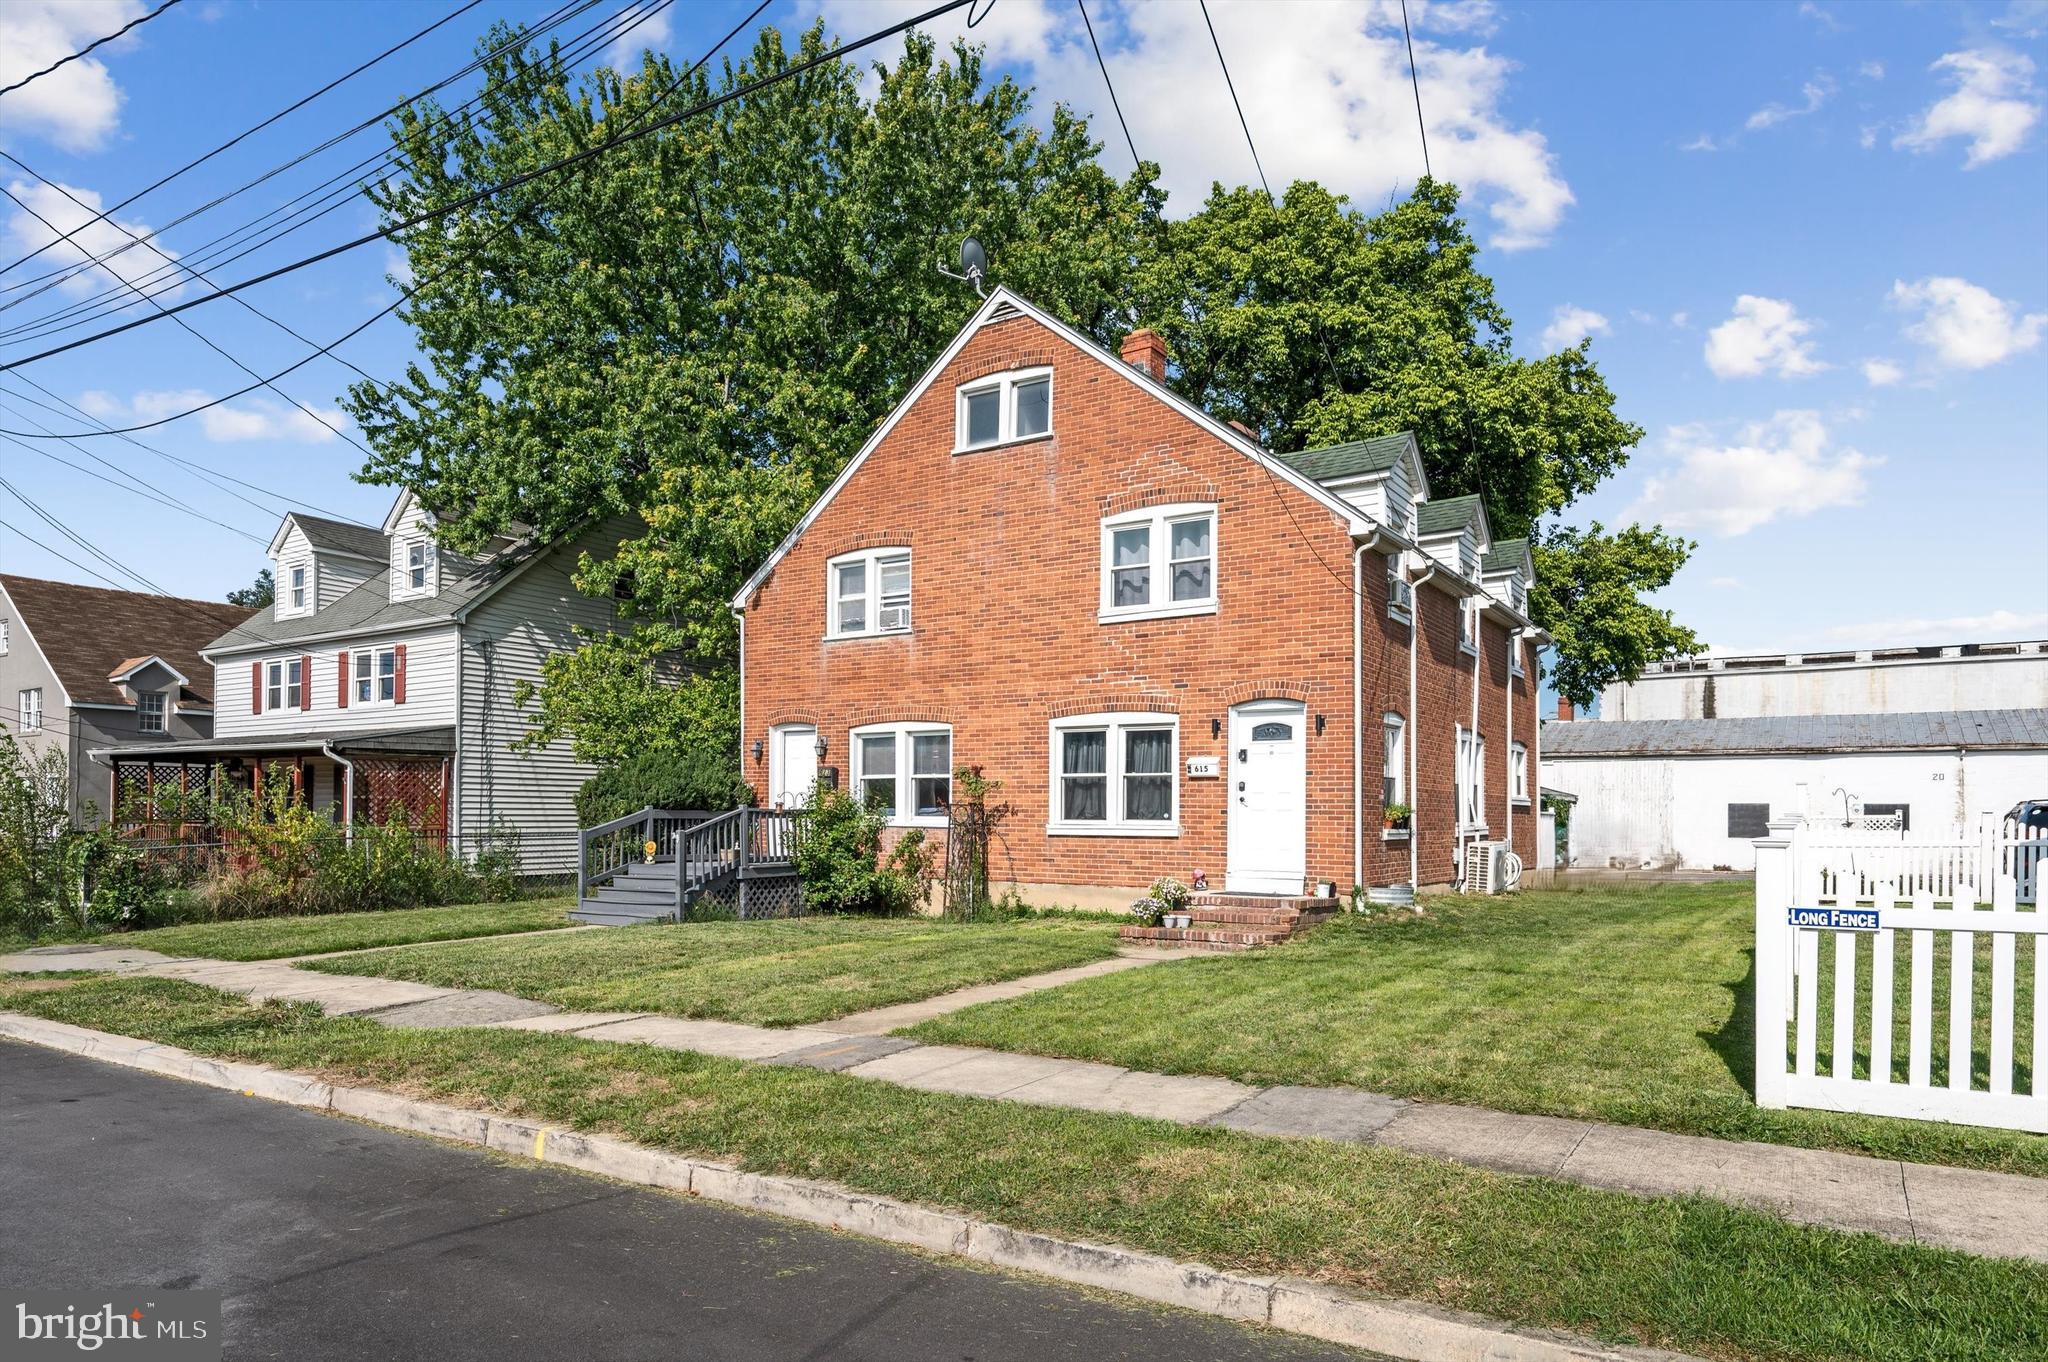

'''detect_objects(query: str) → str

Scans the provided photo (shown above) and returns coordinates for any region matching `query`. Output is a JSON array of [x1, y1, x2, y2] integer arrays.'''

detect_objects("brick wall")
[[740, 306, 1530, 903]]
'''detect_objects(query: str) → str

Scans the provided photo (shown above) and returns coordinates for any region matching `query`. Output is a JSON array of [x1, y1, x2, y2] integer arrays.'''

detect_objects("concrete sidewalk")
[[6, 942, 2044, 1263]]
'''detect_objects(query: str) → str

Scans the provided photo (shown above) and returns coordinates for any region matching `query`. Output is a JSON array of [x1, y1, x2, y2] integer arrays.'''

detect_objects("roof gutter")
[[201, 614, 453, 660]]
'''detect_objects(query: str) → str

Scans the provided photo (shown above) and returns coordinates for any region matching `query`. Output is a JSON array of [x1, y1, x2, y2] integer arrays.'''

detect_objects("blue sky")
[[0, 0, 2042, 659]]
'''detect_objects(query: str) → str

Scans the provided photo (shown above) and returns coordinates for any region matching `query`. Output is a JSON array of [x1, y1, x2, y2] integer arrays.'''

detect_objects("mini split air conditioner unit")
[[1463, 840, 1522, 895]]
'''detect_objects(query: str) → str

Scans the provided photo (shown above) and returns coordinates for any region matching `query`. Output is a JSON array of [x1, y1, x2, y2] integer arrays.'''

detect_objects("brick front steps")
[[1119, 894, 1341, 951]]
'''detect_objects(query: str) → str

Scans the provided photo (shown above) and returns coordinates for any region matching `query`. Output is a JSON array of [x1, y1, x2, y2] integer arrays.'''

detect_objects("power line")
[[1398, 0, 1431, 179], [0, 0, 182, 100], [0, 515, 136, 593], [0, 0, 617, 331], [0, 475, 164, 594], [1198, 0, 1270, 200], [0, 0, 486, 284], [1076, 0, 1139, 167], [0, 0, 974, 381]]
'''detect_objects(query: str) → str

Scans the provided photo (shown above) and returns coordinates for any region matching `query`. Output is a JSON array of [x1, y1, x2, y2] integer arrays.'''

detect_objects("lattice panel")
[[701, 874, 805, 920], [113, 760, 217, 839], [354, 758, 449, 840]]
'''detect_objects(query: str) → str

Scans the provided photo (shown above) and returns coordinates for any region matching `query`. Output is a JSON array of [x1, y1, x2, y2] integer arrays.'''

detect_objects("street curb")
[[0, 1011, 1702, 1362]]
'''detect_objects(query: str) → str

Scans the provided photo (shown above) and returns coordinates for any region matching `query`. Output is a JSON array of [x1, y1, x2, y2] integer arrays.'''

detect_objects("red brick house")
[[733, 289, 1540, 909]]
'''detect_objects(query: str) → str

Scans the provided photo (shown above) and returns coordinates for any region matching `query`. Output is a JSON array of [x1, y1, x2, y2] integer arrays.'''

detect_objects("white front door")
[[769, 725, 818, 809], [1226, 700, 1307, 894]]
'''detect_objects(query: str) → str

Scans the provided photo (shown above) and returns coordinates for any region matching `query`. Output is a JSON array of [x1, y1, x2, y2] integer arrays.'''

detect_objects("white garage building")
[[1542, 642, 2048, 871]]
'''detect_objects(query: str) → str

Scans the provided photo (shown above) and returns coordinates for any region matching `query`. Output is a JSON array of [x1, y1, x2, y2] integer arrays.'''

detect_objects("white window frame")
[[1458, 599, 1479, 655], [353, 646, 399, 706], [1098, 502, 1217, 624], [1381, 714, 1406, 811], [825, 548, 913, 640], [17, 687, 41, 733], [264, 658, 303, 713], [138, 690, 168, 734], [408, 543, 429, 591], [1047, 712, 1180, 837], [954, 366, 1053, 453], [848, 722, 953, 827], [1508, 632, 1525, 679], [1, 618, 10, 655], [1386, 556, 1414, 620], [393, 537, 436, 599], [289, 564, 308, 610], [1455, 725, 1487, 833], [1510, 741, 1530, 805]]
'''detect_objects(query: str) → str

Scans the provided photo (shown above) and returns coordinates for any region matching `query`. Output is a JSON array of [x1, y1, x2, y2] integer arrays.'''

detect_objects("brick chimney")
[[1120, 327, 1168, 382], [1555, 697, 1574, 721]]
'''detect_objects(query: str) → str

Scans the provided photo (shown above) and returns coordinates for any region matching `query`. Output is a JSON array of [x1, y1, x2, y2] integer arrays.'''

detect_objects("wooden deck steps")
[[1118, 892, 1341, 952]]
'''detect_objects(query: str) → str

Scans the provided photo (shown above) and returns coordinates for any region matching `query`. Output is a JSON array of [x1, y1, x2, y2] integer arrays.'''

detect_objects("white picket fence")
[[1753, 816, 2046, 1133]]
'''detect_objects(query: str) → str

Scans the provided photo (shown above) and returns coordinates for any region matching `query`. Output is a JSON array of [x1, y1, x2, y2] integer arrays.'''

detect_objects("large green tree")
[[1133, 181, 1698, 704]]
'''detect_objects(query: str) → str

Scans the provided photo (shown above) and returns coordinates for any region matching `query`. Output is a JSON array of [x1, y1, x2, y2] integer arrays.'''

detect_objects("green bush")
[[789, 787, 928, 915], [575, 747, 753, 827]]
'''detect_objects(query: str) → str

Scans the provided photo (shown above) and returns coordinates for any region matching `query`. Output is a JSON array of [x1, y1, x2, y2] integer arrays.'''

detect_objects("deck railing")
[[671, 807, 806, 917], [576, 807, 716, 899]]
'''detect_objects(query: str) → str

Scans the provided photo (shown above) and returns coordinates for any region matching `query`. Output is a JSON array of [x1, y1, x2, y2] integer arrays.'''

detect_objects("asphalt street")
[[0, 1040, 1374, 1361]]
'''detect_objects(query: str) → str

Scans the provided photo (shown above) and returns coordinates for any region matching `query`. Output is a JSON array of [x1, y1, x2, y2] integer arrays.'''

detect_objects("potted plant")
[[1383, 802, 1412, 832], [1151, 876, 1193, 928]]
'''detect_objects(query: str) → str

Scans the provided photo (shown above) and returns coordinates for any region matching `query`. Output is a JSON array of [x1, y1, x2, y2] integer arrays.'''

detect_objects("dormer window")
[[289, 566, 307, 610], [408, 543, 428, 591], [956, 368, 1051, 452], [138, 690, 167, 733]]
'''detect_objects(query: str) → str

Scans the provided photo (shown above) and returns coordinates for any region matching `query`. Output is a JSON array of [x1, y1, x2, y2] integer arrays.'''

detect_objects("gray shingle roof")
[[1416, 494, 1482, 536], [291, 513, 388, 561], [204, 552, 521, 653], [1542, 709, 2048, 757], [1481, 538, 1530, 574], [1278, 433, 1414, 484]]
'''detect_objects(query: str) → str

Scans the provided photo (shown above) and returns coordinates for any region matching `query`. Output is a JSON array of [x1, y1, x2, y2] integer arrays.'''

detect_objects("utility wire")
[[0, 474, 165, 593], [1076, 0, 1139, 168], [0, 178, 376, 455], [0, 0, 486, 283], [1198, 0, 1270, 199], [0, 0, 182, 100], [1398, 0, 1431, 179], [0, 0, 972, 381], [0, 0, 616, 328], [0, 515, 135, 592]]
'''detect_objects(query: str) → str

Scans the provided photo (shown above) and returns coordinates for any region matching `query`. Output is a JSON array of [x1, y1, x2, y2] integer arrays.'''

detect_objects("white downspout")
[[1351, 530, 1384, 894], [1407, 559, 1436, 896], [735, 608, 748, 795], [1505, 628, 1518, 850], [321, 742, 355, 848], [1464, 597, 1480, 890]]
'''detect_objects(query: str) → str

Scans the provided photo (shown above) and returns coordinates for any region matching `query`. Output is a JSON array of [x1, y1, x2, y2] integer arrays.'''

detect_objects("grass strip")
[[98, 899, 576, 961], [908, 884, 2048, 1177], [3, 975, 2042, 1362], [298, 917, 1121, 1026]]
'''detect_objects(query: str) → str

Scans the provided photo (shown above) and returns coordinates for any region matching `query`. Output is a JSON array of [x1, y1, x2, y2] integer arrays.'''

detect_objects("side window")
[[1382, 716, 1405, 808], [955, 369, 1052, 451], [850, 725, 952, 824], [1050, 714, 1179, 832], [827, 549, 912, 639], [1100, 505, 1216, 621], [1727, 803, 1771, 838]]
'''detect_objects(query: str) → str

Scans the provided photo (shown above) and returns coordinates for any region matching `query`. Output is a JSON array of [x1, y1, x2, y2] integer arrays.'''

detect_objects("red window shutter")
[[337, 651, 349, 708], [393, 644, 408, 704], [251, 661, 262, 714], [300, 654, 312, 711]]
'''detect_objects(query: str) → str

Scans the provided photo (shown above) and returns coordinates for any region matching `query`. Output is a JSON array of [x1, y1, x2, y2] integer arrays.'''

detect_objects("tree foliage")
[[1531, 523, 1701, 709], [225, 568, 273, 608]]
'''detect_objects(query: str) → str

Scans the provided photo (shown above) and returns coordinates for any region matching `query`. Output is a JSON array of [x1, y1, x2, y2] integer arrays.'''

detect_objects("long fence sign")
[[1754, 817, 2046, 1134]]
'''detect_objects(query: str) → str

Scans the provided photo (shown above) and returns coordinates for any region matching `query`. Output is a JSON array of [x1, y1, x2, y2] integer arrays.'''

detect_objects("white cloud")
[[1669, 310, 1690, 328], [85, 389, 349, 443], [1628, 411, 1877, 537], [1860, 357, 1904, 387], [1858, 125, 1879, 149], [1708, 576, 1742, 589], [1893, 49, 2041, 167], [1992, 0, 2048, 40], [1539, 304, 1608, 353], [1819, 609, 2048, 649], [1746, 77, 1833, 131], [605, 0, 672, 69], [1889, 276, 2047, 369], [0, 1, 144, 151], [1797, 2, 1842, 32], [815, 0, 1575, 249], [1858, 61, 1885, 81], [1704, 295, 1827, 379], [2, 179, 184, 302], [1681, 133, 1718, 153]]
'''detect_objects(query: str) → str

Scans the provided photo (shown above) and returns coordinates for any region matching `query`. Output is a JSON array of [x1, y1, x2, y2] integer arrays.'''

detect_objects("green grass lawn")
[[909, 882, 2048, 1177], [299, 917, 1122, 1027], [97, 899, 576, 961], [1, 974, 2038, 1362]]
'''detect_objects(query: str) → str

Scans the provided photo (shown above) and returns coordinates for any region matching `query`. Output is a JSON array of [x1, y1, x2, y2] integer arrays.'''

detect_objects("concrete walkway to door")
[[5, 941, 2045, 1265]]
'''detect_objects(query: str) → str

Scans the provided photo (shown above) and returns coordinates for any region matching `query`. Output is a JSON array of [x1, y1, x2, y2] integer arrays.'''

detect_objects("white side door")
[[769, 725, 818, 809], [1226, 701, 1307, 894]]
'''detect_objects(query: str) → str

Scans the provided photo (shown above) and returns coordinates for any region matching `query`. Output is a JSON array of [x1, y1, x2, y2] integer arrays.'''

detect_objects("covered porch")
[[95, 726, 457, 846]]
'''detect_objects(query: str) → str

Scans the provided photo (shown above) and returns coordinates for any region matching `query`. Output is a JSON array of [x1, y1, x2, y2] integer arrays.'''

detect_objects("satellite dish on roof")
[[939, 236, 987, 297]]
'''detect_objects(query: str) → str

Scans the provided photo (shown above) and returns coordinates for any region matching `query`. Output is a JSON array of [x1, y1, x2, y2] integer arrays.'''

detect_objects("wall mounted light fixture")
[[1210, 717, 1222, 739], [751, 739, 764, 763], [1315, 714, 1327, 735], [814, 733, 829, 759]]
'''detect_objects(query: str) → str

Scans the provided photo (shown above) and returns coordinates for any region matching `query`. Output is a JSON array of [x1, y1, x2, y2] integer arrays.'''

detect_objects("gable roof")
[[1481, 538, 1532, 576], [1542, 708, 2048, 757], [1281, 433, 1413, 484], [204, 551, 519, 654], [0, 574, 253, 707], [732, 287, 1375, 609], [267, 511, 386, 561], [1416, 494, 1484, 536]]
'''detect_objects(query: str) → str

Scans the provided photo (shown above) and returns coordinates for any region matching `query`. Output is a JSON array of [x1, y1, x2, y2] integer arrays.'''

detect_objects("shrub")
[[790, 787, 926, 915], [576, 747, 753, 827]]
